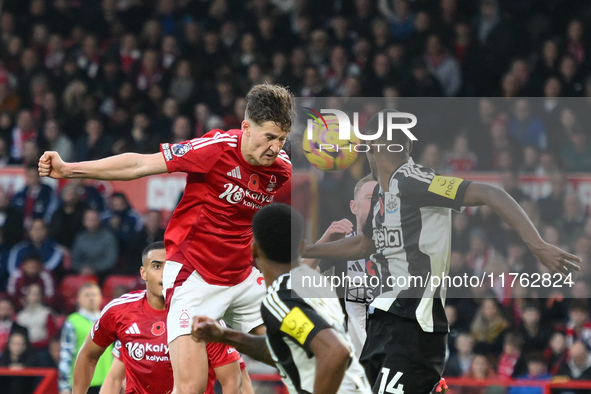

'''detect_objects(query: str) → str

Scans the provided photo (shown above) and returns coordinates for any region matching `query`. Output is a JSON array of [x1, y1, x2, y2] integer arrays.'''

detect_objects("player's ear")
[[140, 266, 147, 281], [251, 239, 259, 259], [242, 120, 250, 136], [350, 200, 357, 215]]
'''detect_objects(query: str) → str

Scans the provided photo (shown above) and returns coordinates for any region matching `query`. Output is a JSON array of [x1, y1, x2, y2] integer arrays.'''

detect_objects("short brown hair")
[[353, 174, 377, 200], [245, 84, 295, 132]]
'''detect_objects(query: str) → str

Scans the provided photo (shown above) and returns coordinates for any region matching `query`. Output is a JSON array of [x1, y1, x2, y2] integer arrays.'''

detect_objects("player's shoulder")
[[274, 149, 292, 172], [100, 290, 146, 317], [191, 129, 240, 150], [394, 160, 435, 187]]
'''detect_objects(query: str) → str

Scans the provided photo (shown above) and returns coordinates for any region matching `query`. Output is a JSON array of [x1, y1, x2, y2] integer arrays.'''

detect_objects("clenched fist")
[[38, 151, 67, 179]]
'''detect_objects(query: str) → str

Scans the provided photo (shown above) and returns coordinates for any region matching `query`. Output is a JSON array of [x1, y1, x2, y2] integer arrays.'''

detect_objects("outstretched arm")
[[99, 357, 125, 394], [303, 233, 375, 261], [191, 317, 275, 366], [302, 219, 354, 270], [38, 151, 167, 181], [72, 334, 107, 394], [309, 328, 351, 394], [462, 182, 581, 274]]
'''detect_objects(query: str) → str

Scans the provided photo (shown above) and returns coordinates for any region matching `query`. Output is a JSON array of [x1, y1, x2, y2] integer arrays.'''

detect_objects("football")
[[302, 114, 359, 171]]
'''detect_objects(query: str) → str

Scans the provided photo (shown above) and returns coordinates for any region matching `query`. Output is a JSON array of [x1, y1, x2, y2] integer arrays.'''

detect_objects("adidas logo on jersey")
[[227, 166, 242, 179], [125, 323, 141, 335]]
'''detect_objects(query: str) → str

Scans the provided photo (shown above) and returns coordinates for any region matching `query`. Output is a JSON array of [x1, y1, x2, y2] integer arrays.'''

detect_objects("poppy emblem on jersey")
[[152, 322, 166, 336], [266, 175, 276, 192], [171, 143, 191, 157], [385, 193, 399, 214], [248, 174, 260, 191], [256, 277, 264, 285], [378, 197, 384, 216], [179, 310, 190, 329]]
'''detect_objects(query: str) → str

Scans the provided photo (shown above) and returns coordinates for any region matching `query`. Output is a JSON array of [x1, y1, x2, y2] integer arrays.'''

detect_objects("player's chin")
[[260, 155, 277, 165]]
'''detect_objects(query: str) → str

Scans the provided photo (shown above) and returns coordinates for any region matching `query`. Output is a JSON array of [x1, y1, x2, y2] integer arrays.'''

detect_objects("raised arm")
[[72, 334, 107, 394], [462, 182, 582, 274], [304, 233, 375, 261], [301, 219, 354, 270], [191, 317, 275, 366], [309, 328, 351, 394], [38, 151, 167, 181]]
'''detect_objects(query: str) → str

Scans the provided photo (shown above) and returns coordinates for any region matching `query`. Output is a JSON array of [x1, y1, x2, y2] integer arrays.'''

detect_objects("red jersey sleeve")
[[206, 342, 241, 369], [160, 130, 238, 174], [91, 305, 118, 348]]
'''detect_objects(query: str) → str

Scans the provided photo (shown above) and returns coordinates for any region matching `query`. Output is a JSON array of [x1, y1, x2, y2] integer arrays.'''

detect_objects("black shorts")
[[360, 309, 447, 394]]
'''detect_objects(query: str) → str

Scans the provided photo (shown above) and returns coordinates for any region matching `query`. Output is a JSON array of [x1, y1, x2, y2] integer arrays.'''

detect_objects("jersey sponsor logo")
[[428, 176, 464, 199], [219, 183, 274, 207], [125, 342, 170, 361], [248, 174, 260, 191], [280, 307, 315, 345], [171, 143, 191, 157], [373, 227, 402, 249], [385, 193, 399, 214], [162, 143, 173, 161], [227, 166, 242, 179], [179, 310, 190, 329], [152, 322, 166, 336], [227, 347, 236, 354], [125, 322, 141, 335], [267, 175, 276, 192]]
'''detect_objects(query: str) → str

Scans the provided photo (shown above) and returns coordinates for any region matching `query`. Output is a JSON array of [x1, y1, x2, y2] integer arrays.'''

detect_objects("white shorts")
[[163, 261, 266, 344]]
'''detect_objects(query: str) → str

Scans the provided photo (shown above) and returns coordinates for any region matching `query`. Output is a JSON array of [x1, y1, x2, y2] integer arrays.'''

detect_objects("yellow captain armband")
[[428, 176, 464, 199], [280, 307, 315, 345]]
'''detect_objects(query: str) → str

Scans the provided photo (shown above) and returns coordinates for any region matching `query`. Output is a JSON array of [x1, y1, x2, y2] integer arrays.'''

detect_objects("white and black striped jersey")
[[319, 231, 377, 357], [362, 158, 471, 333], [261, 265, 372, 394]]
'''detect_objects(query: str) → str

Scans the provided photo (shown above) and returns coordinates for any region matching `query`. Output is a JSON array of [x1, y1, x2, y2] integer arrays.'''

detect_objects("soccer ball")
[[302, 115, 359, 171]]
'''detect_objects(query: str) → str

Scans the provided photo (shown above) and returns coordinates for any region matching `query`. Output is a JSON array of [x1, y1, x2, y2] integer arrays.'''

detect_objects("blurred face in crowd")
[[522, 307, 540, 327], [527, 361, 546, 377], [471, 355, 490, 379], [482, 299, 499, 321], [8, 332, 27, 358], [172, 117, 191, 140], [550, 333, 566, 354], [29, 219, 47, 244], [78, 284, 102, 312], [456, 334, 474, 356], [83, 210, 101, 233], [21, 258, 42, 278], [25, 283, 43, 307], [569, 308, 589, 328], [0, 299, 14, 321], [570, 342, 589, 367]]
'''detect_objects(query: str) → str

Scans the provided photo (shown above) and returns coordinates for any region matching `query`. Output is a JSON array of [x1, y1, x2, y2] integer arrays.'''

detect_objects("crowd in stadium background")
[[0, 0, 591, 391]]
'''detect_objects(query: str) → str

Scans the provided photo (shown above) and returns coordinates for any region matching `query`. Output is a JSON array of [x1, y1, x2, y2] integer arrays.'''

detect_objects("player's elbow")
[[318, 344, 351, 371]]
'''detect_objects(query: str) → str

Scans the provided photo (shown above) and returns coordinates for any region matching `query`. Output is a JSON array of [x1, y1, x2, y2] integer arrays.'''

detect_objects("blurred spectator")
[[562, 129, 591, 172], [0, 187, 24, 249], [7, 218, 64, 277], [508, 352, 551, 394], [444, 332, 475, 377], [518, 302, 553, 355], [168, 59, 197, 109], [424, 33, 461, 97], [508, 99, 547, 151], [559, 194, 587, 242], [10, 109, 37, 161], [471, 298, 510, 357], [50, 183, 85, 249], [324, 46, 360, 96], [123, 210, 165, 275], [565, 19, 587, 69], [401, 58, 444, 97], [378, 0, 415, 41], [170, 116, 192, 144], [0, 331, 37, 393], [74, 118, 113, 162], [498, 331, 525, 379], [556, 341, 591, 380], [445, 134, 477, 172], [0, 298, 28, 357], [545, 332, 568, 375], [6, 253, 55, 310], [419, 142, 443, 173], [500, 170, 528, 203], [488, 115, 520, 171], [459, 354, 497, 394], [537, 170, 569, 226], [71, 209, 118, 279], [102, 192, 142, 250], [59, 283, 112, 394], [467, 228, 497, 277], [521, 146, 540, 173], [0, 71, 20, 115], [451, 213, 471, 253], [565, 299, 591, 349], [15, 283, 57, 351], [41, 120, 74, 162]]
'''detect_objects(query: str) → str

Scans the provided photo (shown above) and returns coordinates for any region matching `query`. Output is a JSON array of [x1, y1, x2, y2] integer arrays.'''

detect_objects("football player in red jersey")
[[39, 84, 294, 394], [73, 242, 247, 394]]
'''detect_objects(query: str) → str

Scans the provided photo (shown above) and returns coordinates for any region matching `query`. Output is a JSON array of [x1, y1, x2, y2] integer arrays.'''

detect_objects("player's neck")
[[377, 155, 407, 191], [263, 261, 292, 287], [146, 290, 166, 311]]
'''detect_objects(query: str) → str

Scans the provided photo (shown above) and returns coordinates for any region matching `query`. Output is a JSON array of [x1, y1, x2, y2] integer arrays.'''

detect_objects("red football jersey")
[[160, 129, 291, 285], [93, 291, 242, 394]]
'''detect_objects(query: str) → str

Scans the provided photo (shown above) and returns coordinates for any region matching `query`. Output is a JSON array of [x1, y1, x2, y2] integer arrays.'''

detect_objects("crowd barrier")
[[0, 367, 58, 394]]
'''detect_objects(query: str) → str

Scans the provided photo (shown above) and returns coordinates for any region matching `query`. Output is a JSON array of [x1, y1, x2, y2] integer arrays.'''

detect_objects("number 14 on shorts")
[[378, 368, 404, 394]]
